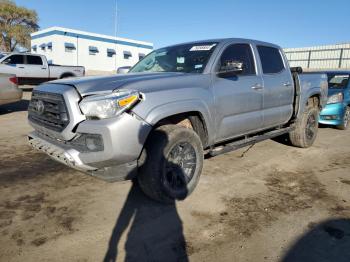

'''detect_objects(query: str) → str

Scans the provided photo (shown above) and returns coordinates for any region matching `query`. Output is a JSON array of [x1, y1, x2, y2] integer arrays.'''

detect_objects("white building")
[[284, 43, 350, 70], [30, 27, 153, 73]]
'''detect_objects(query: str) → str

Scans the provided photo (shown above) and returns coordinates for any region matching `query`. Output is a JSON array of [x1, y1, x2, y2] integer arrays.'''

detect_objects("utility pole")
[[114, 0, 118, 72]]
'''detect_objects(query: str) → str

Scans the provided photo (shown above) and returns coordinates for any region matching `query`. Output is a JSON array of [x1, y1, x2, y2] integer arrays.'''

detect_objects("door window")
[[3, 55, 24, 64], [26, 55, 43, 65], [218, 44, 256, 75], [257, 46, 285, 74]]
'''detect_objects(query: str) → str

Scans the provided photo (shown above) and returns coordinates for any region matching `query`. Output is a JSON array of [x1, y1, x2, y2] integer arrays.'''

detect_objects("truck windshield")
[[129, 42, 218, 74], [327, 73, 349, 89]]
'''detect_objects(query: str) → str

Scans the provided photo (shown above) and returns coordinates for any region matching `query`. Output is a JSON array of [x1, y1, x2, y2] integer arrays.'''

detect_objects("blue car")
[[318, 71, 350, 130]]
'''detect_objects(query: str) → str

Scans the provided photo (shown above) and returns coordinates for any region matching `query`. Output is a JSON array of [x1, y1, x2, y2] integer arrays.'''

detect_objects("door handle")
[[283, 82, 292, 87], [18, 66, 24, 69], [41, 68, 47, 70], [251, 84, 263, 90]]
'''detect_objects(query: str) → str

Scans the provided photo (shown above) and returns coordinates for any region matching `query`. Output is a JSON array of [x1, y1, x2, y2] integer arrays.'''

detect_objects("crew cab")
[[0, 53, 85, 86], [27, 38, 328, 203]]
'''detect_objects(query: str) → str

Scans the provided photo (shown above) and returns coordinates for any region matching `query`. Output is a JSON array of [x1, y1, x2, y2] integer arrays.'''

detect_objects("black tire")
[[336, 106, 350, 130], [289, 100, 319, 148], [137, 125, 204, 204]]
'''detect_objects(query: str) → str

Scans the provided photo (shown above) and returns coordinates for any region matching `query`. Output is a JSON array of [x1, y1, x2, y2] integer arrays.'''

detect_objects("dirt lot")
[[0, 91, 350, 262]]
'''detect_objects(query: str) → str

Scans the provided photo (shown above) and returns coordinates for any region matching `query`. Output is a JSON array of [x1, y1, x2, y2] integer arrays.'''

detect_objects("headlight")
[[79, 90, 140, 119], [327, 92, 343, 104]]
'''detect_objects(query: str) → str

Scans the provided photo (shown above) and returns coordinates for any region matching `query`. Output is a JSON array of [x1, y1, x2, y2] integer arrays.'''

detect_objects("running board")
[[209, 126, 294, 157]]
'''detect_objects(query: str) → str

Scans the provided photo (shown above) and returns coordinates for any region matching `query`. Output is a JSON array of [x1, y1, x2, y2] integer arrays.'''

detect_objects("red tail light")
[[9, 76, 18, 85]]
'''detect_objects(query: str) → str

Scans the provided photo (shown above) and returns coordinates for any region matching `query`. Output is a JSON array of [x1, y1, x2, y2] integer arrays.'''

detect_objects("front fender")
[[133, 99, 215, 145]]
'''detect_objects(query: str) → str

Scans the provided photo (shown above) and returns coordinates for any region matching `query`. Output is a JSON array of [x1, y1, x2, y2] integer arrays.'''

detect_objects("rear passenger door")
[[24, 55, 49, 85], [257, 46, 294, 128], [212, 43, 264, 142]]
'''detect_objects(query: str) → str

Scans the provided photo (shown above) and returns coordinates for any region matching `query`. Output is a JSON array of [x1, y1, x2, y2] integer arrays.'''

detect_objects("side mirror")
[[217, 60, 244, 78], [117, 66, 131, 74]]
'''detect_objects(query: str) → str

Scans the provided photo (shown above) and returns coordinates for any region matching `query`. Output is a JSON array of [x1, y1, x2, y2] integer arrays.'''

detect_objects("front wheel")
[[137, 125, 204, 204], [336, 106, 350, 130], [289, 102, 319, 148]]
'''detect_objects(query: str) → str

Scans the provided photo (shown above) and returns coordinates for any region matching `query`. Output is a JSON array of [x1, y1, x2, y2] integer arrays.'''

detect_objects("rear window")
[[327, 74, 349, 89], [26, 55, 43, 65], [257, 46, 285, 74]]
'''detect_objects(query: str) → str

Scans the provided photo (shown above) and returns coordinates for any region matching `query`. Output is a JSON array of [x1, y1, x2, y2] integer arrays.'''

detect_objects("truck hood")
[[50, 72, 203, 96]]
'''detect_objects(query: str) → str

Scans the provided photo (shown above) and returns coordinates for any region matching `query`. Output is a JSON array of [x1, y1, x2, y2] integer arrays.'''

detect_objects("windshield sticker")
[[334, 75, 349, 78], [190, 44, 216, 51], [195, 64, 203, 69]]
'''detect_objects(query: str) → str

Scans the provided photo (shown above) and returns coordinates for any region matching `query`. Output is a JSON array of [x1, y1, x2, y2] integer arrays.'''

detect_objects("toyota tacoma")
[[28, 38, 328, 203]]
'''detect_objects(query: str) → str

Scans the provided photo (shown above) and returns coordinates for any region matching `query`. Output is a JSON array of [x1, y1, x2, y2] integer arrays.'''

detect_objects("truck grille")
[[28, 91, 69, 132]]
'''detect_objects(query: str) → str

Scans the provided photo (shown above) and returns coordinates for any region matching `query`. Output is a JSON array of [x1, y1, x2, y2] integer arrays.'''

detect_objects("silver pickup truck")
[[28, 38, 327, 203], [0, 53, 85, 86]]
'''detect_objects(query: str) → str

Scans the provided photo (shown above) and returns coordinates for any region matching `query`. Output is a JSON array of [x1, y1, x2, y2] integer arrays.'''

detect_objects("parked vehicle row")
[[27, 38, 329, 203], [0, 73, 22, 106], [0, 53, 85, 86]]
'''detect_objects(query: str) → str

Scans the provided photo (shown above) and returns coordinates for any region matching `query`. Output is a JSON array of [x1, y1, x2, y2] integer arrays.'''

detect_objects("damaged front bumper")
[[28, 112, 152, 182]]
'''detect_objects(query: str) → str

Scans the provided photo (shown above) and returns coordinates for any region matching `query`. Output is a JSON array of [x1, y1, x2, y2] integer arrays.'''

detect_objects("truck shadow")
[[271, 133, 292, 146], [104, 128, 189, 262], [282, 218, 350, 262], [0, 99, 29, 115]]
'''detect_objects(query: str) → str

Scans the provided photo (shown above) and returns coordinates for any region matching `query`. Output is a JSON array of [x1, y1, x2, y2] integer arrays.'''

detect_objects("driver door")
[[212, 43, 264, 142]]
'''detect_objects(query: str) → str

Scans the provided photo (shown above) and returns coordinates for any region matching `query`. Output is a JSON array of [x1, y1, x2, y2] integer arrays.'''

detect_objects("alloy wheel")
[[306, 113, 317, 140], [164, 142, 197, 192]]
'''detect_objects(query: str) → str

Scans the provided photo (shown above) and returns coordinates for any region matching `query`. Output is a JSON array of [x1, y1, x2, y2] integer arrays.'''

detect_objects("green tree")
[[0, 0, 39, 52]]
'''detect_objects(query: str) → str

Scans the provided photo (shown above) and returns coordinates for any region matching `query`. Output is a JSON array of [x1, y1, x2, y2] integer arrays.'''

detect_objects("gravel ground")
[[0, 91, 349, 262]]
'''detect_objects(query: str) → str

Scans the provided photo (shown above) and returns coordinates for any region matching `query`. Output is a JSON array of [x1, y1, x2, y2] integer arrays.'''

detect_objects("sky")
[[17, 0, 350, 49]]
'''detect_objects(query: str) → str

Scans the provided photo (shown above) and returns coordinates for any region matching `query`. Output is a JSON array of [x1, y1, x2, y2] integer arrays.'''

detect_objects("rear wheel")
[[137, 125, 204, 204], [289, 99, 319, 148], [336, 106, 350, 130]]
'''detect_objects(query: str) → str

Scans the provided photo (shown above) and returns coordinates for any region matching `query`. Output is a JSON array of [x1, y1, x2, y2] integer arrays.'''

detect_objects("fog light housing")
[[86, 135, 102, 151], [71, 133, 104, 152]]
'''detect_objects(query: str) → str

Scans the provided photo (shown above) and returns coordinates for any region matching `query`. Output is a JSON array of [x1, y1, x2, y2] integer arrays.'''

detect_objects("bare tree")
[[0, 0, 39, 52]]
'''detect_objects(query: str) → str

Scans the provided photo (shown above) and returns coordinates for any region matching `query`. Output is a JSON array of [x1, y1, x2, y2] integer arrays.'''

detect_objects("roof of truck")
[[164, 38, 282, 49]]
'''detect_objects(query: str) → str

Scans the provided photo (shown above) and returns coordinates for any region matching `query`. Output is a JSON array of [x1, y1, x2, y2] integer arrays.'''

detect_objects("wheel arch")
[[141, 100, 214, 147], [60, 72, 75, 79], [297, 90, 322, 119], [152, 111, 209, 148]]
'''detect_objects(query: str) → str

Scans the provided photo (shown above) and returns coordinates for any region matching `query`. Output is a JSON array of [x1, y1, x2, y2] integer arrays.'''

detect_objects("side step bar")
[[209, 126, 294, 157]]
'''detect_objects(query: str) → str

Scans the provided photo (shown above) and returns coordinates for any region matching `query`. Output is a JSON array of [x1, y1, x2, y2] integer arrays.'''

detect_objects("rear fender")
[[297, 88, 321, 118]]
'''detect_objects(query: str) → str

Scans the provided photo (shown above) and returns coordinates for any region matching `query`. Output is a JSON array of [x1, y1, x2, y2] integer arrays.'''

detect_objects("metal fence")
[[284, 43, 350, 70]]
